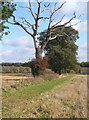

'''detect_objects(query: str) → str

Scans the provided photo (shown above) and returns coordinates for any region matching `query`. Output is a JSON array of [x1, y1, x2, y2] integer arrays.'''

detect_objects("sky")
[[0, 0, 88, 63]]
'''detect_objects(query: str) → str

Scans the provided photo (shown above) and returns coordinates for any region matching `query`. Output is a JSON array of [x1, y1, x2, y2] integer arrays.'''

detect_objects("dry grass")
[[2, 74, 87, 118], [29, 74, 87, 118], [43, 75, 87, 118], [2, 75, 30, 80], [2, 69, 59, 89]]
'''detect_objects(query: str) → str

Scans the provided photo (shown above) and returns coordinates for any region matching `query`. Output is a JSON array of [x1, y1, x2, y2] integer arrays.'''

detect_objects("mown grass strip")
[[3, 74, 75, 100]]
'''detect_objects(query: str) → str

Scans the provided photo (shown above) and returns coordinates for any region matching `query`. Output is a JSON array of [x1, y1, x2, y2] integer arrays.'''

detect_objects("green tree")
[[39, 26, 79, 74], [0, 1, 16, 40], [80, 62, 89, 67]]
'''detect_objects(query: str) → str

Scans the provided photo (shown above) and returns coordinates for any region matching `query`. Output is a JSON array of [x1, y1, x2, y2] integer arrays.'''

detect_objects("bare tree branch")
[[70, 21, 81, 27], [44, 3, 50, 7], [46, 1, 66, 37], [50, 12, 77, 32], [34, 1, 41, 35], [51, 14, 66, 28], [42, 34, 63, 50], [38, 16, 49, 20], [21, 17, 35, 31], [50, 2, 66, 17], [48, 34, 64, 40], [53, 1, 58, 11], [28, 0, 36, 19], [41, 3, 78, 51], [41, 8, 49, 15], [62, 12, 76, 26], [7, 15, 34, 37]]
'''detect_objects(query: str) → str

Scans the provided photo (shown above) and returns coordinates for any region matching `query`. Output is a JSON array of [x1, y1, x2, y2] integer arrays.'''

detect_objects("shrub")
[[70, 70, 75, 73], [30, 56, 49, 77]]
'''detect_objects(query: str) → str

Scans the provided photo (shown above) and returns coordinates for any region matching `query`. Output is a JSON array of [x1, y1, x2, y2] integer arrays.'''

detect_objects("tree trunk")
[[35, 47, 42, 59], [58, 69, 61, 75], [34, 35, 43, 59]]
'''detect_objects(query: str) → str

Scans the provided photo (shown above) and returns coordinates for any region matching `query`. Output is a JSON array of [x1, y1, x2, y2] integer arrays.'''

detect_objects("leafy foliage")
[[0, 1, 16, 40], [30, 56, 49, 77], [39, 26, 79, 74], [80, 62, 89, 67]]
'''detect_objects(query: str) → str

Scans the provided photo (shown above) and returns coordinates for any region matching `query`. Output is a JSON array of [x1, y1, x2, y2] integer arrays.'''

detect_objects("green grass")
[[2, 74, 75, 118], [3, 74, 75, 99]]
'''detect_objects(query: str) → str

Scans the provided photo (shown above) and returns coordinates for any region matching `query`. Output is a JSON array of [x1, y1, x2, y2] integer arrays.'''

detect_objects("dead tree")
[[6, 0, 80, 59]]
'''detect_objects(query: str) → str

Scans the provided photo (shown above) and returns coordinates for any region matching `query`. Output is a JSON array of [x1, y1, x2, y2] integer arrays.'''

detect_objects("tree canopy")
[[39, 26, 79, 74], [0, 1, 16, 40], [80, 62, 89, 67]]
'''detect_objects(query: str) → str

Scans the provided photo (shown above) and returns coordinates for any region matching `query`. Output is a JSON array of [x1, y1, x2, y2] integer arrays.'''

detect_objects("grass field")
[[2, 70, 59, 89], [2, 74, 87, 118]]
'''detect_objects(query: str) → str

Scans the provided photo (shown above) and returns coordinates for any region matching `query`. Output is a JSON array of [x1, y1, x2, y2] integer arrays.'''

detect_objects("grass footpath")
[[2, 74, 75, 118]]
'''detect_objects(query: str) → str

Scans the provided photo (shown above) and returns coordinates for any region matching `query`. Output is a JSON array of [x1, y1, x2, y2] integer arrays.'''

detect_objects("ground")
[[1, 73, 87, 118], [31, 75, 87, 118]]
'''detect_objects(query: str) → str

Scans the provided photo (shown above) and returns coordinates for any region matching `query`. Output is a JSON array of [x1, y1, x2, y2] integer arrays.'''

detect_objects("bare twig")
[[51, 2, 66, 17], [7, 15, 34, 37], [62, 12, 76, 26], [28, 0, 36, 19], [21, 17, 35, 30], [70, 21, 81, 27], [51, 14, 66, 28]]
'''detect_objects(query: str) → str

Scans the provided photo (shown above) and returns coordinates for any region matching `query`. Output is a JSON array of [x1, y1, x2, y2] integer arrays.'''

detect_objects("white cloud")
[[77, 42, 87, 62], [2, 36, 34, 48], [72, 20, 87, 32], [0, 47, 35, 63], [60, 2, 86, 15], [0, 50, 13, 58], [1, 35, 35, 62]]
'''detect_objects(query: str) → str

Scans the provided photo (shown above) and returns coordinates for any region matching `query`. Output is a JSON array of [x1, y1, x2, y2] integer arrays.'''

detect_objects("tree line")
[[80, 62, 89, 67]]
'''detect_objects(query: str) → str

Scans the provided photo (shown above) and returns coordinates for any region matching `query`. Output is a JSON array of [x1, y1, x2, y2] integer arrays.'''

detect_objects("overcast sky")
[[0, 0, 88, 63]]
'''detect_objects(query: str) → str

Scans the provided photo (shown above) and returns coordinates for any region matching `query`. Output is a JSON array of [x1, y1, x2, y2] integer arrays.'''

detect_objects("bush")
[[69, 70, 75, 73], [30, 56, 49, 77]]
